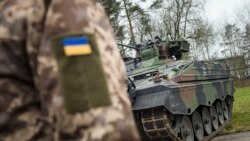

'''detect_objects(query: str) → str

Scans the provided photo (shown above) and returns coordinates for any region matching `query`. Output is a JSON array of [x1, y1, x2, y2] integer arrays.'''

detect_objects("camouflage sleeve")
[[38, 0, 140, 141], [0, 0, 50, 140]]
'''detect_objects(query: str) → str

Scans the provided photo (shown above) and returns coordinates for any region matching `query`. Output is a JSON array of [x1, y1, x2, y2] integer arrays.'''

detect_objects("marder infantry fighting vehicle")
[[121, 36, 234, 141]]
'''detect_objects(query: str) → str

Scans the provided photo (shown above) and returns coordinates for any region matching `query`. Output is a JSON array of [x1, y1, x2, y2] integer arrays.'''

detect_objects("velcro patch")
[[63, 37, 92, 56], [51, 33, 111, 114]]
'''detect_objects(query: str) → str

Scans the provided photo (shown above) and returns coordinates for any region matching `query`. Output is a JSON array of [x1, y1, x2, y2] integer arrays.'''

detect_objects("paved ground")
[[211, 132, 250, 141]]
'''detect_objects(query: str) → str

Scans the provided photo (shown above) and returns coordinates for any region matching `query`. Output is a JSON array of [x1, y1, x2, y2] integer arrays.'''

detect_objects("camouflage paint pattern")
[[122, 26, 234, 141], [172, 61, 231, 83], [130, 61, 234, 114], [0, 0, 139, 141]]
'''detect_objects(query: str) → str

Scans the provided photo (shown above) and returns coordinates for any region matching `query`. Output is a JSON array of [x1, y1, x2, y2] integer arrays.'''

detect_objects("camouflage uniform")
[[0, 0, 140, 141]]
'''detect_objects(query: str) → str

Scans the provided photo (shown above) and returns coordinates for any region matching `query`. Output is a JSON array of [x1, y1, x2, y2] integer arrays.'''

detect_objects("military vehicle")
[[121, 37, 234, 141]]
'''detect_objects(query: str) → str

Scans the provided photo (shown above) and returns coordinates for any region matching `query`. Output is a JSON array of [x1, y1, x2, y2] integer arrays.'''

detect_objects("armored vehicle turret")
[[121, 37, 234, 141]]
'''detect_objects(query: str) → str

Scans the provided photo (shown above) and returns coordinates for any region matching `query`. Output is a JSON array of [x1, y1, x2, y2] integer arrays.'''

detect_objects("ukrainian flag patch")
[[63, 37, 92, 56]]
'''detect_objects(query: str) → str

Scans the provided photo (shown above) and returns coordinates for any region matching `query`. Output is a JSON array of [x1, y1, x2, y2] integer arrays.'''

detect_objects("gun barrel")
[[117, 43, 140, 50]]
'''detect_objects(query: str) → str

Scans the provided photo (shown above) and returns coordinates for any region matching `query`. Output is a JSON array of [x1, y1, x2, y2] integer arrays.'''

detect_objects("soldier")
[[0, 0, 140, 141]]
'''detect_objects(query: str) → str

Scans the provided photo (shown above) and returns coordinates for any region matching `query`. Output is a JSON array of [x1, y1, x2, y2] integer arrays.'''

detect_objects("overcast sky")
[[205, 0, 248, 28], [141, 0, 249, 28], [137, 0, 249, 29], [204, 0, 249, 58]]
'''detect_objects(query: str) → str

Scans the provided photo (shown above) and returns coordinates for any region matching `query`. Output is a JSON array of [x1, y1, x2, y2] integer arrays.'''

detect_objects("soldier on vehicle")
[[0, 0, 140, 141]]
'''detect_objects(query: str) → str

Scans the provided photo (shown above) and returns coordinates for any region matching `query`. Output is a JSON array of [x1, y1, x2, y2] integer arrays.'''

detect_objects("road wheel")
[[216, 101, 225, 125], [210, 105, 219, 130], [192, 111, 204, 141], [180, 115, 194, 141], [222, 100, 229, 120], [202, 107, 212, 135]]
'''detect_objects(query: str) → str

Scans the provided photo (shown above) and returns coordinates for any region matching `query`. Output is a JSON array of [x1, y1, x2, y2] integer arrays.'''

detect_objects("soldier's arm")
[[0, 0, 48, 140], [0, 0, 45, 122], [38, 0, 140, 141]]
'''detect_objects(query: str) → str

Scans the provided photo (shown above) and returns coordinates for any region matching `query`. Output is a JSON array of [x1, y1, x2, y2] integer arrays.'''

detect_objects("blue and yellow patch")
[[63, 37, 92, 56]]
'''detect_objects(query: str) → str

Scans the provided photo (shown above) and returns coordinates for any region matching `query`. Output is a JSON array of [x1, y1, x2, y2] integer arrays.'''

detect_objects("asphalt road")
[[211, 132, 250, 141]]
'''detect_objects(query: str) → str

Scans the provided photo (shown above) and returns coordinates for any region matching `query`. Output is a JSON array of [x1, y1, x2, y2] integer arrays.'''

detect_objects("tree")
[[237, 1, 250, 25], [150, 0, 205, 40], [222, 24, 242, 57], [221, 24, 247, 78], [121, 0, 146, 45], [135, 13, 153, 42], [98, 0, 125, 43], [192, 20, 214, 61], [242, 24, 250, 49], [241, 24, 250, 78]]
